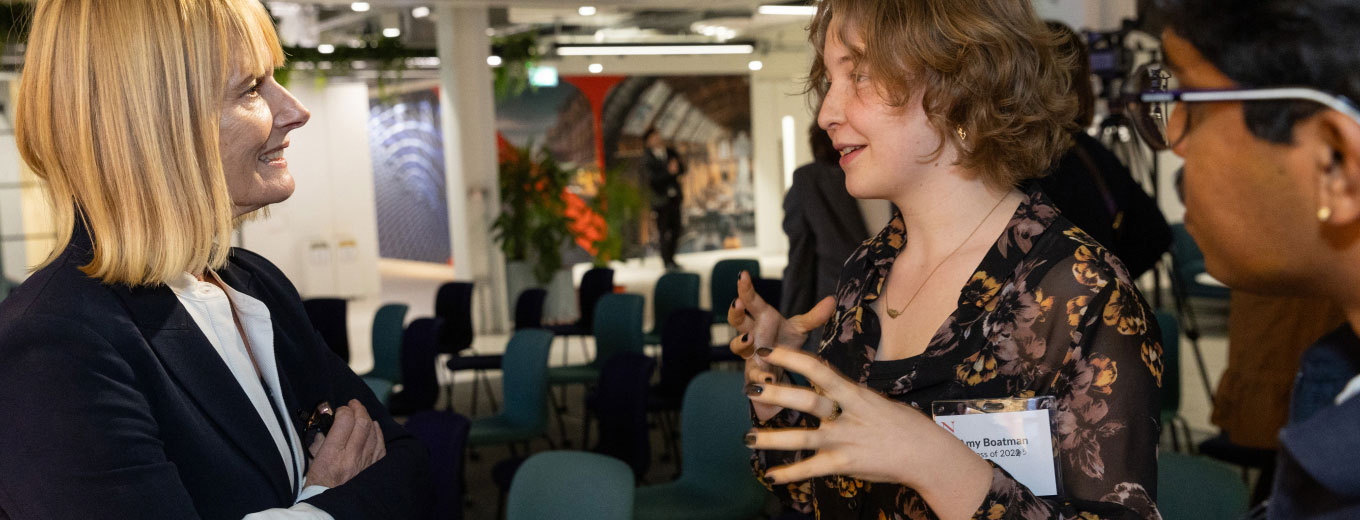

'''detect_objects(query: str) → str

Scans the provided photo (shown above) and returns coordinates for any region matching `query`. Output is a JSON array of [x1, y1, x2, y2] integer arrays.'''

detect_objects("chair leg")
[[549, 385, 572, 448], [581, 403, 592, 450], [469, 371, 480, 417]]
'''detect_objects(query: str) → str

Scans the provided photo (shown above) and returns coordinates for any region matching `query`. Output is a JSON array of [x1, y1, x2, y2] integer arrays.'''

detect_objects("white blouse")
[[167, 272, 333, 520]]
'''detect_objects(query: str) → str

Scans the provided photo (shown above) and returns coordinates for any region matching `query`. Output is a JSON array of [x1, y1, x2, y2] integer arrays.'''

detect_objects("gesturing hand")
[[743, 347, 994, 520], [727, 270, 835, 421], [305, 399, 387, 488]]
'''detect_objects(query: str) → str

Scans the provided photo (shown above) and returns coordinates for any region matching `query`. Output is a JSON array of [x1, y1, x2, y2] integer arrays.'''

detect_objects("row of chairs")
[[503, 371, 768, 520]]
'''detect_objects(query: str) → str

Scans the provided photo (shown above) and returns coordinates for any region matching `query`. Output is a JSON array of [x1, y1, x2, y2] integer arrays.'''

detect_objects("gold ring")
[[824, 401, 842, 421]]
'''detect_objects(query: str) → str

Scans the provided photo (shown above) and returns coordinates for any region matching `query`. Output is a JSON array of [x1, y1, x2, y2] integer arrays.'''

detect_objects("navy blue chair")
[[585, 351, 656, 479], [387, 318, 443, 416], [648, 308, 712, 464], [404, 410, 471, 520], [547, 268, 615, 366], [447, 288, 549, 415]]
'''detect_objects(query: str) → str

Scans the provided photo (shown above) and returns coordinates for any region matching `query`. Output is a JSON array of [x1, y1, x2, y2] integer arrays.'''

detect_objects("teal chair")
[[507, 451, 634, 520], [645, 272, 700, 345], [468, 328, 556, 451], [361, 303, 408, 406], [634, 371, 770, 520], [1157, 450, 1250, 520], [546, 293, 645, 443], [710, 259, 760, 325], [1155, 310, 1191, 451]]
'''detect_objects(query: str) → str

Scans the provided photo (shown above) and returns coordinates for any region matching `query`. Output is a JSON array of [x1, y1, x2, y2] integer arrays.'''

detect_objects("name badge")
[[933, 397, 1060, 496]]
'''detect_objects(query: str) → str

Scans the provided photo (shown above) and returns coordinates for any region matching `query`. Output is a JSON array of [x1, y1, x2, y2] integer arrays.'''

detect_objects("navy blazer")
[[0, 226, 429, 519], [1269, 326, 1360, 519]]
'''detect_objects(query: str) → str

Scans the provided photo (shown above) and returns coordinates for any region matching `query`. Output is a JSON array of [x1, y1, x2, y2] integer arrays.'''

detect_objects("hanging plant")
[[0, 2, 33, 64], [491, 31, 539, 101]]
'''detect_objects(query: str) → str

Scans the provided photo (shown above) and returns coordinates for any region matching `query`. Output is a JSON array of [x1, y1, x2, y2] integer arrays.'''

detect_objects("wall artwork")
[[367, 87, 453, 264], [495, 74, 755, 260]]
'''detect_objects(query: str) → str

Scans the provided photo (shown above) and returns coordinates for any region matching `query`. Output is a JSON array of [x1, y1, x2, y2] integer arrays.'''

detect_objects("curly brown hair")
[[808, 0, 1078, 186]]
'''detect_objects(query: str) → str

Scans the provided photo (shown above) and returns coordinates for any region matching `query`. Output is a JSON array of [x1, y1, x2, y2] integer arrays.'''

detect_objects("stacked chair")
[[361, 302, 408, 405], [633, 370, 770, 520], [644, 272, 699, 346], [446, 288, 548, 415], [387, 317, 444, 416], [545, 293, 645, 445], [506, 451, 634, 520]]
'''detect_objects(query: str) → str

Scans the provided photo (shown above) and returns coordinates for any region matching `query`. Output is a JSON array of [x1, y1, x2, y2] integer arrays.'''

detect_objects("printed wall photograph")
[[495, 74, 755, 261], [368, 87, 453, 264]]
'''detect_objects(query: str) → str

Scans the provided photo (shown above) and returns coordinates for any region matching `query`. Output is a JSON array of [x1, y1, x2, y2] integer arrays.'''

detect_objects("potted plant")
[[491, 138, 573, 287], [587, 165, 646, 266]]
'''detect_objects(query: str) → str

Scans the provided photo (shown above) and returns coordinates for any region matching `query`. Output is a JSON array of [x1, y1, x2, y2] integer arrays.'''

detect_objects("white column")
[[435, 6, 509, 333]]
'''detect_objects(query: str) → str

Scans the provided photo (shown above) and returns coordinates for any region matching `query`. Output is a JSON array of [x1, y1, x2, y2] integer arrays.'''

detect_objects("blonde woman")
[[0, 1, 427, 518], [730, 1, 1161, 518]]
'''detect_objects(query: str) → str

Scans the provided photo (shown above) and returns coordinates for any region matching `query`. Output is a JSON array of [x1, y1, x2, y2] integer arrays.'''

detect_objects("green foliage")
[[491, 32, 539, 101], [278, 37, 421, 100], [491, 141, 573, 284], [589, 165, 646, 266]]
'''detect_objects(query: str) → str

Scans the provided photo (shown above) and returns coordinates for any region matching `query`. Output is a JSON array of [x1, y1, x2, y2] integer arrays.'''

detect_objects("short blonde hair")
[[808, 0, 1078, 187], [16, 0, 284, 286]]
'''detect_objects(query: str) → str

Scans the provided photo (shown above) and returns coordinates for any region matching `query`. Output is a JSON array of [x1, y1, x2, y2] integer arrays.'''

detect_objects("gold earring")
[[1318, 206, 1333, 222], [956, 127, 967, 141]]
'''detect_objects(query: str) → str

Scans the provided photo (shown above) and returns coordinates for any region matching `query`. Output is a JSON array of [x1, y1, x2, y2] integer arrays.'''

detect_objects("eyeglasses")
[[1124, 62, 1360, 150]]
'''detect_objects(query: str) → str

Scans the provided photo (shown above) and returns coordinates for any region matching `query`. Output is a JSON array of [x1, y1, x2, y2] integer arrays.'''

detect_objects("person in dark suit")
[[780, 124, 870, 324], [643, 127, 686, 269], [0, 1, 428, 518], [1038, 21, 1171, 279]]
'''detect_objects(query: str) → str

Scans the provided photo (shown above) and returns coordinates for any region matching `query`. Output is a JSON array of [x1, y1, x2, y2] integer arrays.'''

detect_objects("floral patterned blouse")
[[754, 188, 1163, 519]]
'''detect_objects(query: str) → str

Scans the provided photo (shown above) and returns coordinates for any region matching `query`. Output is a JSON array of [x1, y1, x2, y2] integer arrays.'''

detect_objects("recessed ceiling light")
[[318, 44, 335, 54], [748, 60, 763, 71], [578, 6, 597, 16], [412, 6, 431, 19], [557, 44, 755, 56], [383, 27, 401, 38], [588, 63, 603, 73], [757, 5, 817, 16], [350, 2, 370, 12], [487, 55, 504, 67]]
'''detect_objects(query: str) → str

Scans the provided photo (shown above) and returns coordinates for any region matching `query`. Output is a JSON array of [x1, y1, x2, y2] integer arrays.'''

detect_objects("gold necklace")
[[884, 193, 1010, 319]]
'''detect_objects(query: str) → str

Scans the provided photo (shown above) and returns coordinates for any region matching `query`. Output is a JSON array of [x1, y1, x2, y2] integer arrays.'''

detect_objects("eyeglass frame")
[[1127, 63, 1360, 151]]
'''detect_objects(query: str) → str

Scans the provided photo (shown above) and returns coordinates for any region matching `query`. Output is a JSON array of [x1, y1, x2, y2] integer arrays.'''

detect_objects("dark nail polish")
[[762, 474, 776, 485], [744, 383, 763, 396], [764, 376, 774, 384], [744, 431, 757, 448], [730, 300, 736, 308], [756, 347, 773, 357], [741, 333, 749, 343]]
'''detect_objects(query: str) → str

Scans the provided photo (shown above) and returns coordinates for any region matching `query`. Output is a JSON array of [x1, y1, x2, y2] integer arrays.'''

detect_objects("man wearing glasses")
[[1134, 0, 1360, 517]]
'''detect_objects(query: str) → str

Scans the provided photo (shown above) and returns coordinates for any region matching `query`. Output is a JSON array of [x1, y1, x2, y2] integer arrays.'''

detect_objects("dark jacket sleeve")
[[232, 249, 431, 520], [0, 315, 202, 519], [781, 168, 817, 317]]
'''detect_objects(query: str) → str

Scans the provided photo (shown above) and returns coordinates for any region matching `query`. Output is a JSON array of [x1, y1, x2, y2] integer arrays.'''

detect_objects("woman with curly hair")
[[729, 1, 1162, 518]]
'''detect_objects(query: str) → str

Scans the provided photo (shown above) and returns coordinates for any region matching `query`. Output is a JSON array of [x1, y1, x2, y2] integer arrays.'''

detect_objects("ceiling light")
[[412, 6, 431, 19], [318, 44, 335, 54], [757, 5, 817, 16], [578, 6, 597, 16], [383, 27, 401, 38], [487, 55, 503, 67], [350, 2, 370, 12], [588, 63, 603, 73], [748, 60, 763, 71], [556, 44, 754, 56]]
